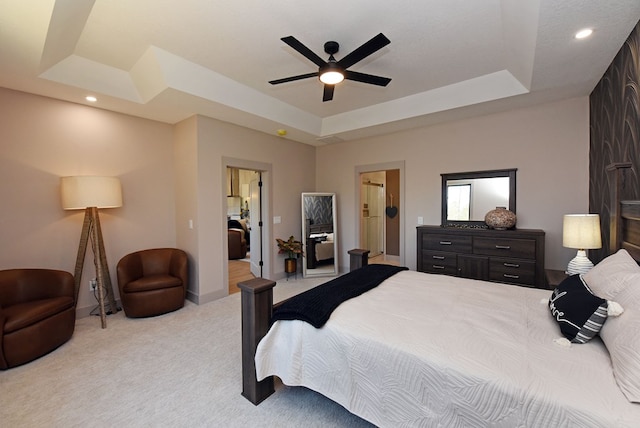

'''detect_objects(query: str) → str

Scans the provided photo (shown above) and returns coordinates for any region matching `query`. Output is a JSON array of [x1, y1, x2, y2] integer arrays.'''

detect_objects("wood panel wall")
[[589, 20, 640, 263]]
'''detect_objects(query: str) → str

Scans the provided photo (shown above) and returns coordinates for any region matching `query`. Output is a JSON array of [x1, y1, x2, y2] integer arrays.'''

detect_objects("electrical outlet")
[[89, 279, 97, 291]]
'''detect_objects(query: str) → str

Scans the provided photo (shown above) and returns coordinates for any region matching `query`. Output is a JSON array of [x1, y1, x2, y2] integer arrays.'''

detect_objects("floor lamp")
[[61, 176, 122, 328]]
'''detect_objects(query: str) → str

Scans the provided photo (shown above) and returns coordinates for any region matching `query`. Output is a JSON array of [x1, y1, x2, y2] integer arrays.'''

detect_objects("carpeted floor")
[[0, 277, 374, 428]]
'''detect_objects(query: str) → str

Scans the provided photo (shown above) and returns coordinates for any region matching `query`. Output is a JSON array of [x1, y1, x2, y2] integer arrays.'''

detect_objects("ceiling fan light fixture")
[[319, 61, 344, 84], [319, 70, 344, 84], [271, 33, 390, 101]]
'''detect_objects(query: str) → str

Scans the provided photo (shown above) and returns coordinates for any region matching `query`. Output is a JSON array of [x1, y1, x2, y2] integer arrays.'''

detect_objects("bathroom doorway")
[[357, 166, 402, 265]]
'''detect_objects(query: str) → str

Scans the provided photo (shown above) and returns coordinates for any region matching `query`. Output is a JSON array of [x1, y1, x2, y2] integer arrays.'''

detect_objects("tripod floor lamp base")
[[74, 207, 120, 328]]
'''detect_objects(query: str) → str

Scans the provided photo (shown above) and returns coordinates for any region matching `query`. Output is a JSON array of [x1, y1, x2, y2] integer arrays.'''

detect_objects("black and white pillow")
[[548, 274, 608, 343]]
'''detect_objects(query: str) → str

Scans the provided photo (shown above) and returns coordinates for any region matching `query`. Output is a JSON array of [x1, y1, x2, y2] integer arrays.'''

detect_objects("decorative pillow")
[[596, 283, 640, 403], [582, 249, 640, 300], [581, 249, 640, 403], [548, 274, 609, 344]]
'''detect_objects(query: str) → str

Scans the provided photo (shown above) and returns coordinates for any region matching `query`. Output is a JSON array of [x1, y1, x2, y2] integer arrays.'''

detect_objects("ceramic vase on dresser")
[[484, 207, 516, 230]]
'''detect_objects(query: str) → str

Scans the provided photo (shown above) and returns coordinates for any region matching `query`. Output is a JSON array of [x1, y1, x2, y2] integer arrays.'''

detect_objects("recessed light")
[[85, 96, 97, 102], [575, 28, 593, 39]]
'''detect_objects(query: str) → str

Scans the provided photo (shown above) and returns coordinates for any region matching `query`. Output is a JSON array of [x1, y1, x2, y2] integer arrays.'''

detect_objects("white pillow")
[[582, 249, 640, 403], [583, 249, 640, 300], [597, 282, 640, 402]]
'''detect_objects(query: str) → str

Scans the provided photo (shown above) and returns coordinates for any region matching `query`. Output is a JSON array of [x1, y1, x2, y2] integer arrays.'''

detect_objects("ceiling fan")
[[269, 33, 391, 102]]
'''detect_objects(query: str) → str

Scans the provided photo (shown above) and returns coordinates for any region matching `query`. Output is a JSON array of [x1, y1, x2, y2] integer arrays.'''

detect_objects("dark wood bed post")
[[607, 162, 632, 253], [238, 277, 276, 405], [239, 250, 369, 405]]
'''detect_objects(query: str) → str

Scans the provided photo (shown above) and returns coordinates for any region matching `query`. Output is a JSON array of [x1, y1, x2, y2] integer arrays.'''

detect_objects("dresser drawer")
[[417, 226, 545, 288], [421, 251, 458, 275], [489, 258, 536, 286], [422, 233, 472, 253], [474, 237, 536, 259]]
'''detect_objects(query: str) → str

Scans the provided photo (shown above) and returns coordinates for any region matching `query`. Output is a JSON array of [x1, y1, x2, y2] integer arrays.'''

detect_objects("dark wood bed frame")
[[240, 162, 640, 406]]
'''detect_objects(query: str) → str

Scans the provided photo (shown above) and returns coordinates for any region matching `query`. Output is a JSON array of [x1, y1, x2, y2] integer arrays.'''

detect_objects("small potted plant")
[[276, 235, 304, 273]]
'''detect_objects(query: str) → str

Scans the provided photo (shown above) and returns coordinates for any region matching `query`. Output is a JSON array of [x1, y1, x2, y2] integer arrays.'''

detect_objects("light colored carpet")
[[0, 277, 374, 427]]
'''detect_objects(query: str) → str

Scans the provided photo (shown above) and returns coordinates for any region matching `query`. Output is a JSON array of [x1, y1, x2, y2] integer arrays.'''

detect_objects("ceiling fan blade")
[[337, 33, 390, 69], [345, 70, 391, 86], [269, 72, 318, 85], [323, 85, 335, 102], [280, 36, 327, 67]]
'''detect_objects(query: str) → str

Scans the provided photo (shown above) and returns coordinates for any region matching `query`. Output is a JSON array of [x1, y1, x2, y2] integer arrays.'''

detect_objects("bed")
[[309, 232, 334, 261], [306, 222, 334, 268], [239, 164, 640, 427]]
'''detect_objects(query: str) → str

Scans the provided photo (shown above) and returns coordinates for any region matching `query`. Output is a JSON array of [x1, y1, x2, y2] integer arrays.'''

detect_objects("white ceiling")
[[1, 0, 639, 146]]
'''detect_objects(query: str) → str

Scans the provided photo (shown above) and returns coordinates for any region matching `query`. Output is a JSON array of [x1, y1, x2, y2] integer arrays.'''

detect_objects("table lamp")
[[61, 176, 122, 328], [562, 214, 602, 275]]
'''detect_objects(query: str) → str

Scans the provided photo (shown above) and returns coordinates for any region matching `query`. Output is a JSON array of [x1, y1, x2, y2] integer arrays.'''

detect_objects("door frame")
[[222, 157, 272, 291], [354, 161, 405, 266]]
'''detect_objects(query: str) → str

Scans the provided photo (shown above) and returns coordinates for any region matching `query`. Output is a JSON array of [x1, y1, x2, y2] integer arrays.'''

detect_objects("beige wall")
[[174, 115, 316, 303], [317, 96, 590, 271], [0, 88, 176, 316], [0, 87, 591, 318], [0, 89, 316, 315]]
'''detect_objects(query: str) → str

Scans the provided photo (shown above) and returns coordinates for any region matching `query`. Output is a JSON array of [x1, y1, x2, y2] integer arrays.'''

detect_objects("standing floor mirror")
[[302, 193, 338, 278]]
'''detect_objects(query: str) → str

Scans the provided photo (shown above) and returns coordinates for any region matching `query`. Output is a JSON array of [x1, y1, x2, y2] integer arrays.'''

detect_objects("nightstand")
[[545, 269, 568, 289]]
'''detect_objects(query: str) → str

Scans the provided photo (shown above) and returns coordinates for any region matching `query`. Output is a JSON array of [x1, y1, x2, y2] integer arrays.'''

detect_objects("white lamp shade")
[[562, 214, 602, 249], [61, 176, 123, 210]]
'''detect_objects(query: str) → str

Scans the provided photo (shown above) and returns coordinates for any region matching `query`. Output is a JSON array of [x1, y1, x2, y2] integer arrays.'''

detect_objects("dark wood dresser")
[[417, 226, 546, 288]]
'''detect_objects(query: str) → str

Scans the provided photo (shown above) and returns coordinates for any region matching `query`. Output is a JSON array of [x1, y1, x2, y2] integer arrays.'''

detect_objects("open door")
[[249, 175, 262, 277]]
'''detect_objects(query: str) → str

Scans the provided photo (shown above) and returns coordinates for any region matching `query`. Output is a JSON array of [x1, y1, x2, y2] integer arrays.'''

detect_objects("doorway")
[[356, 162, 404, 266], [224, 158, 272, 295]]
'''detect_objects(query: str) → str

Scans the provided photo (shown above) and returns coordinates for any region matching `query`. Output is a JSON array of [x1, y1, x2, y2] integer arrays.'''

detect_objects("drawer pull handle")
[[503, 274, 520, 279], [495, 245, 511, 250], [432, 255, 445, 260], [439, 241, 452, 245], [432, 265, 445, 269], [503, 263, 520, 268]]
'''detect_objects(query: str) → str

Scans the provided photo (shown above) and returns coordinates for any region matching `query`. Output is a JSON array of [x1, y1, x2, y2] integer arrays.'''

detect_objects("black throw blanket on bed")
[[272, 264, 408, 328]]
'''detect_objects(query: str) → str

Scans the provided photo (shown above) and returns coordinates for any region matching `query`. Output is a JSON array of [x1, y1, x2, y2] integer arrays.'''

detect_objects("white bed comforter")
[[255, 270, 640, 427]]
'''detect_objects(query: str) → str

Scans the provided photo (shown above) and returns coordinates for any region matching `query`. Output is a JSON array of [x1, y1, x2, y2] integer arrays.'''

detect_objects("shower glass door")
[[361, 181, 384, 257]]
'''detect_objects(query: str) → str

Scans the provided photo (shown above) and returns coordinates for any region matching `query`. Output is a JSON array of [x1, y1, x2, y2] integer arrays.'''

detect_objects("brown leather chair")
[[116, 248, 188, 318], [228, 229, 248, 259], [0, 269, 76, 369]]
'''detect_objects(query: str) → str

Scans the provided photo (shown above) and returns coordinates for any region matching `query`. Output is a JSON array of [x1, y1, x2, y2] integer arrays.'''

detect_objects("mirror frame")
[[441, 168, 517, 228], [301, 192, 338, 278]]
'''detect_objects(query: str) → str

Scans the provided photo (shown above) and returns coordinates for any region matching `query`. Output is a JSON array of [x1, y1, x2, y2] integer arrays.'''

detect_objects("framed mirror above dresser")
[[441, 168, 516, 228], [418, 168, 546, 289]]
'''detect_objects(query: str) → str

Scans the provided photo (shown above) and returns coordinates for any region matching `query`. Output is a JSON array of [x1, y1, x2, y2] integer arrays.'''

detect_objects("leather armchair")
[[228, 229, 247, 259], [0, 269, 76, 369], [116, 248, 188, 318]]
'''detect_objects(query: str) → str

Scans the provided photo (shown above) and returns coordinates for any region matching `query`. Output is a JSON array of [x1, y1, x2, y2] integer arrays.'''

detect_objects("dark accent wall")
[[589, 20, 640, 263]]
